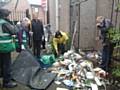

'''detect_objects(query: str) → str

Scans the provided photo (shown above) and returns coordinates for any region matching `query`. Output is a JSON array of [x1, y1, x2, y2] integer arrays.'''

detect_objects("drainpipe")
[[56, 0, 59, 31], [110, 0, 114, 23]]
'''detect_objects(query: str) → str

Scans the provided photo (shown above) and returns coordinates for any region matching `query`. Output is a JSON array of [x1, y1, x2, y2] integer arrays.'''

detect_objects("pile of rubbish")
[[11, 45, 110, 90], [48, 50, 107, 90]]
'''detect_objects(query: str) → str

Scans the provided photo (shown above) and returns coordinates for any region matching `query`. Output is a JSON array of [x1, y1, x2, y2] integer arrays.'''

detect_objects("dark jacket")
[[2, 20, 16, 35], [98, 19, 112, 44], [32, 19, 44, 41]]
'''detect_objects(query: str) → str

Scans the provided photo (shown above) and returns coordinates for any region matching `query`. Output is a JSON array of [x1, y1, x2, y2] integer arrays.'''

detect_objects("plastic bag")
[[40, 54, 55, 65]]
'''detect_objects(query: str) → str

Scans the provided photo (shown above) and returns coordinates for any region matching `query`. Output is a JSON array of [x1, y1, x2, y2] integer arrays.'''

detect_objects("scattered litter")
[[86, 72, 94, 79], [56, 87, 69, 90], [54, 81, 61, 85], [90, 83, 98, 90], [49, 50, 106, 89], [63, 80, 74, 87]]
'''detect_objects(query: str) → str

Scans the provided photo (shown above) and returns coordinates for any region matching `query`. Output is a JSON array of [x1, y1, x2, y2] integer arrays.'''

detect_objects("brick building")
[[2, 0, 46, 23]]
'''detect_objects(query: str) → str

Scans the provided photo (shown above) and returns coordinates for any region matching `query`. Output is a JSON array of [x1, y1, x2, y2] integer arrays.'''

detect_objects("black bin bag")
[[12, 50, 56, 90]]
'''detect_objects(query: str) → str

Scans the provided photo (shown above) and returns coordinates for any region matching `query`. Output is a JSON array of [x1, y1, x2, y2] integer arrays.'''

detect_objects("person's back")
[[32, 19, 44, 41], [31, 14, 44, 58], [52, 31, 68, 57], [53, 31, 68, 45]]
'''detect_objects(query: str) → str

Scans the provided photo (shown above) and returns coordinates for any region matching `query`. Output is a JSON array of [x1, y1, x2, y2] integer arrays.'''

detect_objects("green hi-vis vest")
[[0, 19, 15, 53], [15, 30, 27, 49], [22, 31, 27, 47]]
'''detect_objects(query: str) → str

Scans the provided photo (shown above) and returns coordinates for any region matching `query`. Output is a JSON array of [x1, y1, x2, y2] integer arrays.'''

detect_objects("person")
[[41, 24, 52, 50], [0, 8, 17, 88], [15, 17, 30, 52], [44, 24, 52, 42], [52, 31, 69, 57], [31, 14, 44, 58], [96, 16, 115, 72]]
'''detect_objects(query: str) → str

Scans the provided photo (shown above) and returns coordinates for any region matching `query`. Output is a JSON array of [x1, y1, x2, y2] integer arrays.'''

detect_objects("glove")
[[42, 36, 45, 41], [12, 35, 16, 38], [21, 45, 25, 50], [11, 35, 16, 42], [29, 31, 33, 36]]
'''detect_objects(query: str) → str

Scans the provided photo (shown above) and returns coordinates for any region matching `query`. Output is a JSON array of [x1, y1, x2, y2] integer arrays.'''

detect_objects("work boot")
[[3, 81, 17, 88]]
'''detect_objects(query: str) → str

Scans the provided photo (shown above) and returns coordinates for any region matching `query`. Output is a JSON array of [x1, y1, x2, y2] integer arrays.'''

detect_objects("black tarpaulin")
[[12, 50, 40, 85], [30, 69, 56, 90], [12, 50, 56, 89]]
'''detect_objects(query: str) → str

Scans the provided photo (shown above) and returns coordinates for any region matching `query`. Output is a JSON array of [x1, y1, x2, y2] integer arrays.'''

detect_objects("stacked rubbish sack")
[[48, 50, 107, 90]]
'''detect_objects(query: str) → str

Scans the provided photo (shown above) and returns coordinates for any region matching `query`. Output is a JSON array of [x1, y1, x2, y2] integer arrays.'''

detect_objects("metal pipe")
[[47, 0, 49, 24], [78, 3, 80, 49], [110, 0, 114, 23], [15, 0, 19, 10], [115, 0, 119, 28], [56, 0, 59, 31], [71, 21, 78, 50]]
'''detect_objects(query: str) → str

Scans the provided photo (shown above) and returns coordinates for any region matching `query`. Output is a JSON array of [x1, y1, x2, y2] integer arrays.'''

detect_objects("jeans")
[[100, 43, 114, 71], [58, 43, 65, 54], [54, 43, 65, 57]]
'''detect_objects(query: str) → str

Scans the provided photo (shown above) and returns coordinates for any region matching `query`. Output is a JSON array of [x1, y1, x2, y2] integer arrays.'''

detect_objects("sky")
[[27, 0, 41, 5]]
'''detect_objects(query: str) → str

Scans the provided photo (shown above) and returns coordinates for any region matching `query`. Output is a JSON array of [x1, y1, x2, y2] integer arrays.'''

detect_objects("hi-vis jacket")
[[52, 31, 69, 52], [15, 28, 27, 49], [0, 19, 16, 53]]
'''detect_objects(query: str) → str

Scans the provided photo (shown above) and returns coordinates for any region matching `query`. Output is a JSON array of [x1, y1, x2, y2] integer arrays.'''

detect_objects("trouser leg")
[[100, 45, 109, 71], [108, 43, 114, 66], [36, 40, 41, 58], [2, 53, 11, 84], [58, 43, 65, 54], [33, 40, 37, 56]]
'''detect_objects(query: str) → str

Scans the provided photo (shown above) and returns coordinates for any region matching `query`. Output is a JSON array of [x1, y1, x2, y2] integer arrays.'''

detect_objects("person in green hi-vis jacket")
[[0, 8, 17, 88], [15, 17, 31, 52]]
